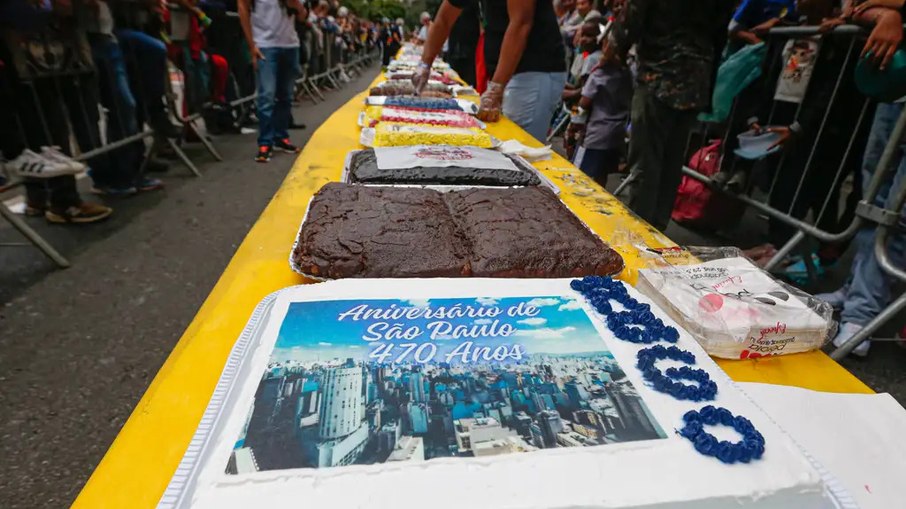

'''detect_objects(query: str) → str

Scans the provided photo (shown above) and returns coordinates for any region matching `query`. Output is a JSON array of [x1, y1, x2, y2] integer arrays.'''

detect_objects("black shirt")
[[448, 0, 565, 76]]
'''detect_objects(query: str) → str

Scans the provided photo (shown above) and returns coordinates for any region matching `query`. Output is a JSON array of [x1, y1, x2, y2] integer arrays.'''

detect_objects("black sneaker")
[[274, 138, 301, 153], [255, 145, 272, 163]]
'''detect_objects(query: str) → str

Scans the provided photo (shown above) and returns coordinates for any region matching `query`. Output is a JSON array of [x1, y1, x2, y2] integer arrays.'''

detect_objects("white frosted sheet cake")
[[160, 279, 852, 509]]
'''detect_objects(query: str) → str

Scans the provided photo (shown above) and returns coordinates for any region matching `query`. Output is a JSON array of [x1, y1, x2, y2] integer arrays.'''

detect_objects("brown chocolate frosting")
[[293, 183, 623, 279]]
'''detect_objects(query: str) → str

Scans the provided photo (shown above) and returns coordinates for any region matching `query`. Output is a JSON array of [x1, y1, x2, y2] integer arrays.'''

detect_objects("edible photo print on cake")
[[226, 296, 666, 474]]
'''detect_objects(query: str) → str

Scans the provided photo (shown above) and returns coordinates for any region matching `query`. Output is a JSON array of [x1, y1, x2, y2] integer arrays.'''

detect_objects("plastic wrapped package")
[[361, 106, 483, 129], [635, 247, 835, 359], [361, 123, 494, 148]]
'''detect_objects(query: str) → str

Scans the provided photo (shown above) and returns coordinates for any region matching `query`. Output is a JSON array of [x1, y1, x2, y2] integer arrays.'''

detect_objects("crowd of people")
[[413, 0, 904, 356], [3, 0, 904, 357], [0, 0, 377, 220]]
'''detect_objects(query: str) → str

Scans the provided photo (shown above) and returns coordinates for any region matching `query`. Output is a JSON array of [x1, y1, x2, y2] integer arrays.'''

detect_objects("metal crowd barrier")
[[2, 6, 378, 269], [674, 25, 906, 358]]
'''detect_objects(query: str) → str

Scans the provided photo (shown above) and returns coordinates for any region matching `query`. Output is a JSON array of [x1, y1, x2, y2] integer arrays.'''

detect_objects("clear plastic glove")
[[411, 61, 432, 96], [478, 80, 505, 123]]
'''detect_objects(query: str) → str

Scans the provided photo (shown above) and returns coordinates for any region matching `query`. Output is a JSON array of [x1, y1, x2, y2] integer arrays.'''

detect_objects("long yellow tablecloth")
[[73, 78, 873, 508]]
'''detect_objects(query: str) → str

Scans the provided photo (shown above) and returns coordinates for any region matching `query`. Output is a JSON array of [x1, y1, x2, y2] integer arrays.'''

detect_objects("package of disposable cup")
[[635, 246, 835, 359]]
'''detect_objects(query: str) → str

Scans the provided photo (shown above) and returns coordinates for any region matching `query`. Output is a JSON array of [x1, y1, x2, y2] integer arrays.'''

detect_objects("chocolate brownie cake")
[[293, 183, 470, 278], [347, 148, 541, 187], [292, 184, 623, 279], [445, 187, 624, 277]]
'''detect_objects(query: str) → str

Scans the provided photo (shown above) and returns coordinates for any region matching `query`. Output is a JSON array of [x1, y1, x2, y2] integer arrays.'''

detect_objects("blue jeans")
[[503, 71, 567, 141], [115, 28, 168, 127], [841, 102, 906, 325], [574, 146, 621, 183], [256, 46, 299, 147], [90, 36, 144, 187]]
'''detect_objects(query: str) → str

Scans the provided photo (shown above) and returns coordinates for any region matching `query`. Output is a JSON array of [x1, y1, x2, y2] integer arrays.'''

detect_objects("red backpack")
[[671, 139, 745, 230]]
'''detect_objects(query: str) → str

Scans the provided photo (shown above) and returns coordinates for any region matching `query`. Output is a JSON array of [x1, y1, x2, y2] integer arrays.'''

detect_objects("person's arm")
[[474, 0, 537, 122], [607, 0, 650, 59], [854, 0, 906, 15], [731, 29, 762, 44], [413, 1, 464, 93], [292, 0, 308, 22], [237, 0, 265, 69], [728, 8, 760, 44], [855, 5, 904, 69], [562, 87, 582, 101], [490, 0, 535, 86], [419, 1, 463, 67]]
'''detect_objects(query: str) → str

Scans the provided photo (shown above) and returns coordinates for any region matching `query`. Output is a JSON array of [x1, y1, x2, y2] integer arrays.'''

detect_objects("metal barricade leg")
[[0, 202, 70, 268], [831, 293, 906, 359], [166, 137, 203, 177], [613, 171, 638, 198], [764, 230, 806, 272], [307, 76, 325, 100]]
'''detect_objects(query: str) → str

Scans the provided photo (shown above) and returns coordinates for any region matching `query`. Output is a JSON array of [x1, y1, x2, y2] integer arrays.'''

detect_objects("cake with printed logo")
[[346, 146, 541, 186], [161, 278, 851, 509]]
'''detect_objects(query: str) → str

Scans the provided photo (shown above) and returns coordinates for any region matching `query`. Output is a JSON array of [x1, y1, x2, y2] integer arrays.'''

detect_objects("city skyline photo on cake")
[[226, 295, 666, 474]]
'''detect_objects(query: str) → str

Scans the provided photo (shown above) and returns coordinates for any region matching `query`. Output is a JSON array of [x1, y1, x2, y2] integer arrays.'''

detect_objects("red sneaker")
[[255, 145, 272, 163]]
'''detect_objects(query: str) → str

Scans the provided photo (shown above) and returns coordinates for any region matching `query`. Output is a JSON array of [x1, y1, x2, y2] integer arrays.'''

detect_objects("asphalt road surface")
[[0, 66, 379, 509]]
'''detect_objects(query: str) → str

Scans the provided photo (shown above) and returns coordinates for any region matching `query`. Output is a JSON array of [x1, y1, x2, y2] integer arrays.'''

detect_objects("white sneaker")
[[11, 149, 73, 179], [832, 322, 870, 357], [41, 146, 86, 173], [815, 287, 847, 311]]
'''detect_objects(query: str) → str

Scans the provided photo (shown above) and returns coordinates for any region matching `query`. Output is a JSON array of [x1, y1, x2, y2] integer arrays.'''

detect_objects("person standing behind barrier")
[[238, 0, 307, 162], [416, 11, 432, 44], [814, 0, 906, 357], [414, 0, 567, 141], [569, 30, 632, 186], [605, 0, 735, 231], [84, 0, 165, 195], [0, 0, 112, 223], [380, 17, 402, 66]]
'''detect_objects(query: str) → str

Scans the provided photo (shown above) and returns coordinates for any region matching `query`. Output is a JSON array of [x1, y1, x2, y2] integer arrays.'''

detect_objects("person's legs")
[[626, 84, 670, 230], [502, 72, 541, 135], [115, 28, 169, 129], [654, 109, 697, 228], [208, 53, 229, 104], [576, 147, 620, 187], [90, 38, 144, 189], [503, 71, 567, 141], [256, 47, 281, 148], [272, 47, 299, 144], [834, 102, 906, 353]]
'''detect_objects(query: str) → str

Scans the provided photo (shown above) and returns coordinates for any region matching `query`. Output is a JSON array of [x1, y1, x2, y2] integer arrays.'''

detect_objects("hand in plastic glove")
[[478, 81, 505, 123], [411, 61, 431, 96]]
